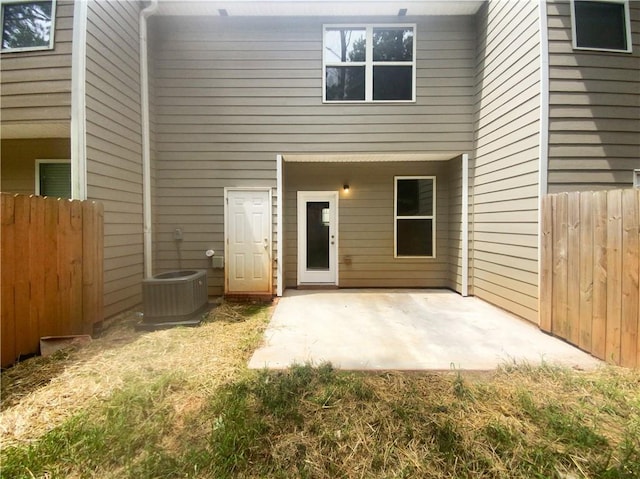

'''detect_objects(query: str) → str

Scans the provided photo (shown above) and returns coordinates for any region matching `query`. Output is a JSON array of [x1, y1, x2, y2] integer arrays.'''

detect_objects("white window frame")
[[634, 169, 640, 188], [394, 176, 436, 259], [570, 0, 632, 53], [35, 159, 70, 196], [322, 23, 416, 103], [1, 0, 56, 53]]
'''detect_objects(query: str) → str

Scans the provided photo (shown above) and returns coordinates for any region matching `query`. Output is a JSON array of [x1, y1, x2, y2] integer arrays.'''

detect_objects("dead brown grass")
[[0, 301, 272, 448]]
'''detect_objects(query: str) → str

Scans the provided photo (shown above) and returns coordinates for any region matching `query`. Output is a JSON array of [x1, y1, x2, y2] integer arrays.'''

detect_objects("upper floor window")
[[571, 0, 632, 53], [1, 0, 55, 53], [323, 24, 416, 103]]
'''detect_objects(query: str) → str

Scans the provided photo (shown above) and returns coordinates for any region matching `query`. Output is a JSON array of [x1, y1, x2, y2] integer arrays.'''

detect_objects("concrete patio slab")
[[249, 289, 602, 370]]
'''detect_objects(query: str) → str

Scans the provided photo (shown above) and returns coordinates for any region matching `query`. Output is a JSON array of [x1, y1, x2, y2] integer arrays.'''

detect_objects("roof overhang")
[[283, 153, 462, 162], [154, 1, 485, 17]]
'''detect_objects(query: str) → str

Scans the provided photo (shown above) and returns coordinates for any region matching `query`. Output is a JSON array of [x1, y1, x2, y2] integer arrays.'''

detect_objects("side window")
[[323, 24, 415, 103], [394, 176, 436, 258], [1, 0, 55, 53], [36, 160, 71, 198], [571, 0, 632, 53]]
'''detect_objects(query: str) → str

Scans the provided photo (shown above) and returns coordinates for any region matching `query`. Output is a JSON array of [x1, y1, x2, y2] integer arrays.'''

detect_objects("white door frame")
[[224, 187, 273, 294], [297, 191, 339, 286]]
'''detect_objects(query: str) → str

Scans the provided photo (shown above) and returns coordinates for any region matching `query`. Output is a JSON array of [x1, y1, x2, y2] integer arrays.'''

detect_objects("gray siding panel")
[[284, 161, 450, 288], [152, 15, 477, 295], [547, 0, 640, 192], [472, 1, 541, 323], [85, 0, 143, 318], [0, 0, 73, 129]]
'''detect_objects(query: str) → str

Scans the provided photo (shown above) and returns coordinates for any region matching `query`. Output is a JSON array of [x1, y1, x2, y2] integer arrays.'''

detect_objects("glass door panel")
[[306, 201, 330, 270]]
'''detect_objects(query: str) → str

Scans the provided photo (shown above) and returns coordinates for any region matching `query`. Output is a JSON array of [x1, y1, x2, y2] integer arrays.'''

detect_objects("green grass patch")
[[2, 354, 639, 478]]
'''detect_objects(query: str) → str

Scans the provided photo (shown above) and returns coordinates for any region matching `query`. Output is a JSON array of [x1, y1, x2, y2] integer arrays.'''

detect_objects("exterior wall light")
[[343, 184, 350, 193]]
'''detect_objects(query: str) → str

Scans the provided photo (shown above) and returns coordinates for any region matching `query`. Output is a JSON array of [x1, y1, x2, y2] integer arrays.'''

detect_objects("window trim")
[[634, 169, 640, 188], [35, 159, 70, 196], [570, 0, 632, 53], [1, 0, 56, 53], [322, 23, 417, 103], [394, 175, 436, 259]]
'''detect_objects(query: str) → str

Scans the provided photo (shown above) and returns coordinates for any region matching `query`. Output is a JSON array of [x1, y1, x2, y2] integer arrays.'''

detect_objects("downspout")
[[71, 0, 88, 200], [140, 0, 158, 279]]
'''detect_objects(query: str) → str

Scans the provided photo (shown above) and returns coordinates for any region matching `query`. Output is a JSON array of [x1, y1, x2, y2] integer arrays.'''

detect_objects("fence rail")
[[540, 189, 639, 368], [1, 193, 104, 368]]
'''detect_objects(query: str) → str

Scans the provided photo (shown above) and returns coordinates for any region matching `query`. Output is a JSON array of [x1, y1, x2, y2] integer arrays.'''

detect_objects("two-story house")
[[1, 0, 638, 324]]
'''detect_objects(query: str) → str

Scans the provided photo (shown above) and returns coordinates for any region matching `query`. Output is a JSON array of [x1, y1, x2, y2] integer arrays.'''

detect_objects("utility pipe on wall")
[[140, 0, 158, 279]]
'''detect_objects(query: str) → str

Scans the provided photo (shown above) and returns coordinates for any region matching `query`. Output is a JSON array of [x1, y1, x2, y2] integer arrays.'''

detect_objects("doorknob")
[[264, 238, 269, 249]]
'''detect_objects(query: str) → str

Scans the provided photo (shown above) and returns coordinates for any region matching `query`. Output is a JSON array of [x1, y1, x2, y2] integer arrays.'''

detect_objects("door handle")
[[264, 238, 269, 249]]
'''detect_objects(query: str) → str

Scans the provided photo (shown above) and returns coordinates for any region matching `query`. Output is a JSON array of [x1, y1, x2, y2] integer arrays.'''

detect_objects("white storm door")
[[225, 188, 272, 294], [297, 191, 338, 285]]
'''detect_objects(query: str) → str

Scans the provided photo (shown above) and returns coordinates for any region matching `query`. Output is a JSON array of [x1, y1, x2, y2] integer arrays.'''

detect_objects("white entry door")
[[225, 188, 272, 294], [297, 191, 338, 285]]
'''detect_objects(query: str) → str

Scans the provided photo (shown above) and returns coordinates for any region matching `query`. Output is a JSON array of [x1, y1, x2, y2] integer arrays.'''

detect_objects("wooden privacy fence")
[[1, 194, 104, 368], [540, 189, 639, 368]]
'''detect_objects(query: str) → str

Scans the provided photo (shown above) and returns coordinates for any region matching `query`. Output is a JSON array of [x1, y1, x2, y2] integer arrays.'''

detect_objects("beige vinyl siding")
[[0, 138, 70, 194], [0, 0, 73, 130], [284, 161, 449, 288], [547, 0, 640, 192], [472, 1, 541, 323], [85, 0, 143, 318], [151, 15, 476, 295]]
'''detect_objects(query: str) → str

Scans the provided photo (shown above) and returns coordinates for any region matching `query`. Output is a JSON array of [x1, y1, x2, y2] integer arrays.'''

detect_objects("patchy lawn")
[[1, 302, 639, 479]]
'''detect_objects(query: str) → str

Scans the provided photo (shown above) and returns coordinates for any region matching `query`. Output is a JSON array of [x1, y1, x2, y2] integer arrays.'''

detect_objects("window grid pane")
[[372, 28, 413, 62], [324, 28, 366, 63]]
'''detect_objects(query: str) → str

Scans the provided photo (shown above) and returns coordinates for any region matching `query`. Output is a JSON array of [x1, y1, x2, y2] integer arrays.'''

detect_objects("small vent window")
[[571, 0, 632, 53], [1, 0, 55, 53], [37, 161, 70, 198]]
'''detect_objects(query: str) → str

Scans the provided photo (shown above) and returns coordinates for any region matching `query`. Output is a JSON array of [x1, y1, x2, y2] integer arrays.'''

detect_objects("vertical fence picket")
[[637, 190, 640, 368], [82, 201, 95, 333], [606, 190, 623, 364], [567, 192, 581, 345], [69, 200, 84, 334], [14, 195, 32, 358], [578, 192, 594, 353], [42, 197, 60, 339], [592, 191, 608, 360], [539, 195, 553, 332], [57, 200, 72, 337], [28, 196, 46, 353], [553, 193, 569, 339], [620, 189, 639, 368], [96, 202, 105, 324], [1, 195, 17, 366]]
